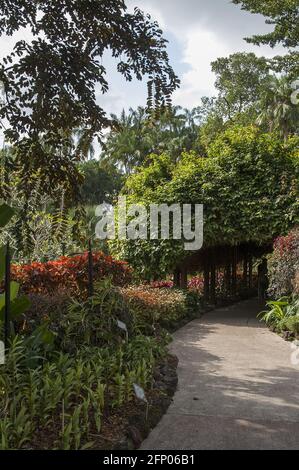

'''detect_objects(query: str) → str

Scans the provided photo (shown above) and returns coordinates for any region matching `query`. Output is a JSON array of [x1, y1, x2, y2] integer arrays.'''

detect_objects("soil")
[[93, 354, 179, 450]]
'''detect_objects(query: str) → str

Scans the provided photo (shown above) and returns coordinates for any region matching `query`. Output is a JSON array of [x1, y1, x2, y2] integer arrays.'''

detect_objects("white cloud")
[[0, 0, 290, 120], [172, 26, 286, 108], [173, 29, 230, 107]]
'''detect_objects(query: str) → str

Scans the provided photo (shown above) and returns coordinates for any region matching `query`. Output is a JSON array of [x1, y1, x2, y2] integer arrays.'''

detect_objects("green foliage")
[[78, 160, 123, 206], [112, 126, 299, 277], [256, 75, 299, 140], [259, 296, 299, 334], [232, 0, 299, 48], [101, 106, 203, 173], [59, 278, 131, 352], [0, 278, 171, 449], [268, 227, 299, 298], [278, 315, 299, 335], [259, 297, 291, 324], [211, 53, 270, 119], [0, 1, 179, 200], [0, 203, 14, 228], [232, 1, 299, 78], [0, 203, 30, 327]]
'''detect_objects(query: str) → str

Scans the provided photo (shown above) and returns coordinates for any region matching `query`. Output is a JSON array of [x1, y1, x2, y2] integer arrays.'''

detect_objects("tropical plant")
[[101, 106, 202, 173], [0, 203, 30, 327], [258, 297, 291, 325], [0, 319, 168, 449], [256, 76, 299, 140], [259, 296, 299, 335]]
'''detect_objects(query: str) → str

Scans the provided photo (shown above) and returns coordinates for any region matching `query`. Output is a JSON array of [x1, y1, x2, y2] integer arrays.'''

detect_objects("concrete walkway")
[[142, 298, 299, 450]]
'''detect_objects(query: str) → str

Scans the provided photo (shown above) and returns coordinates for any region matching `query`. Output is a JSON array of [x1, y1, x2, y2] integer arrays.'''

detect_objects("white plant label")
[[117, 319, 128, 341], [133, 383, 147, 403], [117, 320, 128, 332]]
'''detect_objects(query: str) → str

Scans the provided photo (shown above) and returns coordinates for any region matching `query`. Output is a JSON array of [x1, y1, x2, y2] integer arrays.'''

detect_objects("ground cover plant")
[[0, 274, 201, 449], [259, 296, 299, 339]]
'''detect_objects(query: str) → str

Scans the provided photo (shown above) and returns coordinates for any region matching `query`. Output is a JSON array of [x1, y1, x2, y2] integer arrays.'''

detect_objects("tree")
[[111, 126, 299, 278], [211, 53, 270, 119], [102, 106, 202, 173], [78, 160, 122, 206], [232, 0, 299, 48], [0, 1, 179, 201], [257, 76, 299, 140]]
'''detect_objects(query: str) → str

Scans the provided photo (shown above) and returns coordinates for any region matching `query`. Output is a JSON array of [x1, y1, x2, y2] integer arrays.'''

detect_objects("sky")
[[0, 0, 286, 121], [104, 0, 285, 114]]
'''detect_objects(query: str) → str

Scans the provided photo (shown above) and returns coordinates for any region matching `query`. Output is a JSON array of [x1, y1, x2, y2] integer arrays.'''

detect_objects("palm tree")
[[257, 76, 299, 141], [101, 106, 202, 173], [73, 127, 96, 160]]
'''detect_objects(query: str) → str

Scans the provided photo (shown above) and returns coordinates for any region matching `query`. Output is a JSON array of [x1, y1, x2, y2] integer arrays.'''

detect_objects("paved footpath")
[[141, 298, 299, 450]]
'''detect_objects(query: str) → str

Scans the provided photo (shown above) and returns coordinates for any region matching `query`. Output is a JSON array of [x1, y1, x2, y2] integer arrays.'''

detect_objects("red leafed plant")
[[11, 252, 132, 297], [149, 280, 174, 289], [268, 227, 299, 298], [273, 231, 297, 257]]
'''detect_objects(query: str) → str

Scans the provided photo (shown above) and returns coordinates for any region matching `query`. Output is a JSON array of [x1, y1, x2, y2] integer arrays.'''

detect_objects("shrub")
[[259, 296, 299, 336], [188, 276, 204, 292], [278, 316, 299, 336], [268, 227, 299, 298], [15, 292, 70, 336], [259, 297, 291, 326], [11, 251, 133, 297], [121, 286, 202, 332], [150, 280, 174, 289]]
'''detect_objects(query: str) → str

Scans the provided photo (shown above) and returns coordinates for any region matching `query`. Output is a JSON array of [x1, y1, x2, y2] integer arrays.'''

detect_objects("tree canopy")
[[211, 53, 270, 119], [232, 0, 299, 48], [101, 106, 202, 173], [112, 126, 299, 278], [0, 0, 179, 200]]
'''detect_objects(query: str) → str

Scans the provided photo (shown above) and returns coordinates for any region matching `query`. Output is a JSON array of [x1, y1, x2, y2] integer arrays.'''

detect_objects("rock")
[[115, 438, 130, 450], [128, 426, 143, 447]]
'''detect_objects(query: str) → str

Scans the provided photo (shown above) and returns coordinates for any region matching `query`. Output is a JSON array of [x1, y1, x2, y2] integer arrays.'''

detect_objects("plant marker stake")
[[117, 319, 128, 342], [88, 239, 94, 298], [133, 383, 149, 422], [4, 241, 10, 350]]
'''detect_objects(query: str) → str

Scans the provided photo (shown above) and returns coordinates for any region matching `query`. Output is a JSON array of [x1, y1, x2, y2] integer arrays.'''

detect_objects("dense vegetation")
[[260, 227, 299, 338], [0, 0, 298, 451], [111, 126, 298, 278]]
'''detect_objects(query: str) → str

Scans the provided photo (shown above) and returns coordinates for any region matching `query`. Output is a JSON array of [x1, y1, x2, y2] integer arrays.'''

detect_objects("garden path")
[[141, 298, 299, 450]]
